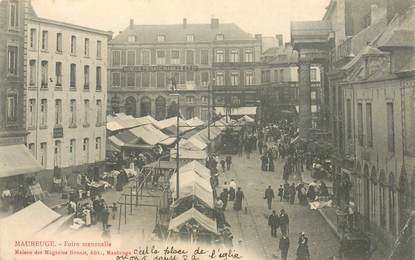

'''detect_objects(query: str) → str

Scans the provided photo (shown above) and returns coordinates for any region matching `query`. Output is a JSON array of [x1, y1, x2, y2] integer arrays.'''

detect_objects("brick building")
[[25, 8, 112, 188], [107, 18, 262, 121]]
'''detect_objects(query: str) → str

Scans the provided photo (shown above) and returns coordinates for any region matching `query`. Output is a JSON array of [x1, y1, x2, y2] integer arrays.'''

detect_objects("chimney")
[[183, 18, 187, 29], [275, 34, 283, 47], [129, 19, 134, 29], [211, 18, 219, 29], [254, 34, 262, 40], [387, 0, 412, 23]]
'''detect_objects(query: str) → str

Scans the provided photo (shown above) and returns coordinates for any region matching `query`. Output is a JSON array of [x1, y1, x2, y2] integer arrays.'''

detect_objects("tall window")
[[142, 50, 150, 65], [29, 60, 36, 85], [40, 142, 47, 167], [156, 50, 165, 65], [142, 73, 150, 87], [96, 67, 102, 91], [157, 72, 165, 88], [230, 72, 239, 86], [28, 99, 36, 127], [6, 93, 17, 123], [83, 138, 89, 162], [171, 50, 180, 65], [186, 34, 194, 42], [7, 46, 18, 75], [357, 103, 363, 146], [56, 33, 62, 52], [41, 61, 48, 88], [84, 38, 89, 57], [201, 71, 209, 86], [96, 40, 102, 59], [55, 99, 62, 126], [127, 51, 136, 66], [70, 36, 76, 55], [96, 99, 102, 125], [84, 65, 90, 89], [245, 49, 253, 62], [201, 50, 209, 65], [69, 139, 76, 165], [346, 99, 352, 140], [30, 29, 36, 49], [230, 49, 239, 63], [216, 73, 224, 86], [245, 71, 254, 86], [186, 50, 194, 65], [55, 62, 62, 86], [40, 99, 47, 127], [387, 102, 395, 152], [95, 137, 102, 161], [112, 72, 121, 87], [127, 72, 135, 87], [54, 140, 61, 167], [215, 50, 224, 63], [70, 64, 76, 88], [9, 1, 18, 28], [366, 103, 373, 147], [69, 99, 77, 126], [280, 69, 285, 82], [84, 99, 90, 126], [41, 30, 48, 50], [310, 68, 317, 81], [273, 70, 279, 82], [186, 71, 194, 82]]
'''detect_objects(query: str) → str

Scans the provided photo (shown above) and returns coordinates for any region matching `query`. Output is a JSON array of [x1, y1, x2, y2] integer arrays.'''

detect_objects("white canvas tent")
[[168, 208, 218, 234]]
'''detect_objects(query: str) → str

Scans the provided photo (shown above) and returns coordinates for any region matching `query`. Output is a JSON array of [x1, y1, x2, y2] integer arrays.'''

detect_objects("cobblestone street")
[[218, 152, 340, 260]]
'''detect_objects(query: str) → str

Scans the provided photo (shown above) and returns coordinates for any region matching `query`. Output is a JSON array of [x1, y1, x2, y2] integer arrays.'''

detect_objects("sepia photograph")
[[0, 0, 414, 259]]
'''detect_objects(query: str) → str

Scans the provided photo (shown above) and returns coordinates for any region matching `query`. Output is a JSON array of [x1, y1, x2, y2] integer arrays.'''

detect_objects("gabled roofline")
[[323, 0, 337, 21]]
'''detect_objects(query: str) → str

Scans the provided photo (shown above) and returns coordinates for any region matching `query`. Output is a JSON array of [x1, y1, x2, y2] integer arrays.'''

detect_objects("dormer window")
[[186, 34, 194, 42], [216, 34, 224, 41], [128, 35, 136, 43], [157, 35, 166, 42]]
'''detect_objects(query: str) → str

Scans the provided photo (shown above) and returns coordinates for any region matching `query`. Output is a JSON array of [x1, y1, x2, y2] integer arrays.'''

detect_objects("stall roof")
[[107, 114, 159, 132], [238, 115, 255, 123], [171, 182, 214, 208], [185, 117, 205, 127], [170, 149, 207, 160], [159, 137, 177, 146], [170, 170, 212, 194], [0, 201, 61, 235], [129, 124, 170, 145], [0, 144, 43, 178], [156, 117, 193, 130], [180, 137, 207, 150], [177, 161, 211, 180], [169, 208, 218, 234]]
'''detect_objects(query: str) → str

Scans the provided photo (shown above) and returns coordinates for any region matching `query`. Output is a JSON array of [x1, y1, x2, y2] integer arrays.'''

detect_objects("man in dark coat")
[[283, 181, 290, 202], [279, 209, 289, 236], [264, 185, 275, 210], [289, 183, 296, 204], [233, 187, 244, 211], [296, 232, 310, 260], [219, 188, 229, 210], [279, 235, 290, 260], [278, 185, 284, 202], [268, 210, 280, 237], [225, 155, 232, 170]]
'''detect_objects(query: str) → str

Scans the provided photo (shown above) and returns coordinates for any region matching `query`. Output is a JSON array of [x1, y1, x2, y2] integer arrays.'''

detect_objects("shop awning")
[[180, 138, 207, 150], [215, 107, 257, 116], [129, 124, 170, 145], [185, 117, 205, 128], [0, 144, 43, 178], [180, 161, 211, 178], [169, 208, 218, 234]]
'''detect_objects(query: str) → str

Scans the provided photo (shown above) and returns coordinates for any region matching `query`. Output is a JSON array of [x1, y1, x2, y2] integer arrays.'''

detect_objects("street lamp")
[[169, 77, 180, 199]]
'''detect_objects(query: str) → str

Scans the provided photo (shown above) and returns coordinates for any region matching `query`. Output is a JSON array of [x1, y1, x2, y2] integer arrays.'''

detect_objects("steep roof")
[[111, 23, 254, 44]]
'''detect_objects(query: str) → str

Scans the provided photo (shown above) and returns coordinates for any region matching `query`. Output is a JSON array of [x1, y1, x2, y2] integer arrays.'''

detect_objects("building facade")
[[25, 14, 112, 184], [108, 18, 262, 121]]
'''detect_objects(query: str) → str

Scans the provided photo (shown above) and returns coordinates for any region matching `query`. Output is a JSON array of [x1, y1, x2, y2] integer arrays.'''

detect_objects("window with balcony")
[[40, 99, 47, 127], [156, 50, 166, 65], [84, 65, 90, 90], [215, 50, 224, 63], [41, 30, 48, 50], [84, 38, 89, 57], [70, 64, 76, 88], [7, 46, 18, 75], [112, 72, 120, 87], [70, 36, 76, 55], [55, 99, 62, 126], [245, 49, 253, 62], [55, 62, 62, 86], [96, 66, 102, 91], [186, 50, 194, 65], [56, 33, 62, 53], [171, 50, 180, 64], [230, 49, 239, 63], [41, 61, 48, 88], [29, 60, 36, 86], [30, 29, 36, 49]]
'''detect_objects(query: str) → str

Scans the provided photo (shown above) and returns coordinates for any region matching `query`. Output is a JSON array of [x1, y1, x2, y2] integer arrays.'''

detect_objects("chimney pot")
[[183, 18, 187, 29], [211, 18, 219, 29]]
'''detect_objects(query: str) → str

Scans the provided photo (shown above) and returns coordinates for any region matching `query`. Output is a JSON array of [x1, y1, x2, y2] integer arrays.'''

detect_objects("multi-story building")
[[259, 43, 322, 127], [25, 11, 112, 186], [0, 0, 41, 191], [108, 18, 262, 121]]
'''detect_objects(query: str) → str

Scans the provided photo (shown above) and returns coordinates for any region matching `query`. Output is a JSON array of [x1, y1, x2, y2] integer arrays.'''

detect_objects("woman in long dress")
[[233, 187, 244, 211]]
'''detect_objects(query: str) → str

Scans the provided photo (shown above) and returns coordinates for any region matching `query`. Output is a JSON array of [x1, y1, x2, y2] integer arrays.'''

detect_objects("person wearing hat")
[[279, 234, 290, 260], [279, 209, 289, 236], [296, 232, 310, 260], [268, 210, 280, 238], [264, 185, 275, 210]]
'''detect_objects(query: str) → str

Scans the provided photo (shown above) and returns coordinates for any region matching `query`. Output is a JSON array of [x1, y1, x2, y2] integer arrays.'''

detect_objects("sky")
[[31, 0, 331, 40]]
